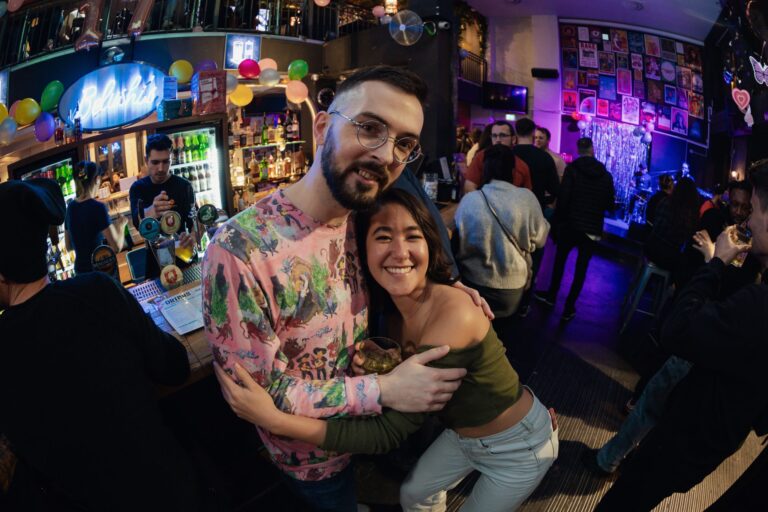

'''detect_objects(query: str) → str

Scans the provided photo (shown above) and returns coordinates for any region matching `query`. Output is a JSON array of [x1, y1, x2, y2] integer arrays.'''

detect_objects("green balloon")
[[40, 80, 64, 113], [287, 59, 309, 81]]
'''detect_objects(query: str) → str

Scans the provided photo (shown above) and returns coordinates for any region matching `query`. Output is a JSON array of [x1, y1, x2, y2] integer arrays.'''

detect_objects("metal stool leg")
[[621, 267, 651, 334]]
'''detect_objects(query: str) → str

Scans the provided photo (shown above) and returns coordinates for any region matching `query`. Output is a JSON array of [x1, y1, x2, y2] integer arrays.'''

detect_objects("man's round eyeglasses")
[[329, 111, 422, 164]]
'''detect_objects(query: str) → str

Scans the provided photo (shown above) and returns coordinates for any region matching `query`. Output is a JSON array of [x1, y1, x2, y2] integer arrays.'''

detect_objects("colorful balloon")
[[372, 5, 385, 17], [34, 112, 55, 142], [226, 73, 238, 93], [169, 59, 194, 84], [229, 84, 253, 107], [195, 59, 218, 73], [238, 58, 261, 79], [258, 58, 278, 71], [0, 117, 17, 145], [7, 0, 25, 12], [287, 59, 309, 81], [285, 80, 309, 104], [14, 98, 41, 126], [0, 103, 7, 123], [40, 80, 64, 112], [314, 0, 330, 6], [8, 100, 19, 119], [74, 0, 104, 52], [259, 68, 280, 86]]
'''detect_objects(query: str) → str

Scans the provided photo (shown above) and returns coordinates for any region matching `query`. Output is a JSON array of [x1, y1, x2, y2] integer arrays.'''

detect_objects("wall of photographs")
[[559, 23, 707, 144]]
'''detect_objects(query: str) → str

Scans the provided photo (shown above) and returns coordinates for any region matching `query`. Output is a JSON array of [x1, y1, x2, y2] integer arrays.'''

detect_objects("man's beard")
[[321, 136, 388, 211]]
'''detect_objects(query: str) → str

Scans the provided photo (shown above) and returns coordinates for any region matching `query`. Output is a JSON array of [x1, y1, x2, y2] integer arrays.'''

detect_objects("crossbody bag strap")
[[480, 189, 525, 255]]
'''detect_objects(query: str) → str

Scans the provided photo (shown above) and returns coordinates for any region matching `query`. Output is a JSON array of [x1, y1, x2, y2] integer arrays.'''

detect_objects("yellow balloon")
[[229, 84, 253, 107], [0, 103, 7, 123], [14, 98, 41, 126], [169, 59, 194, 84]]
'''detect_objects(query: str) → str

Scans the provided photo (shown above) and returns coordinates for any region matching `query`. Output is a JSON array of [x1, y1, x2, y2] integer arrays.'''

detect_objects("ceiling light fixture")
[[622, 0, 644, 11]]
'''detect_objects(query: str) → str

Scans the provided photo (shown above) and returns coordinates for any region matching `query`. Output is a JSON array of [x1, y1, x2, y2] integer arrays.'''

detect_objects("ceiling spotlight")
[[622, 0, 644, 10]]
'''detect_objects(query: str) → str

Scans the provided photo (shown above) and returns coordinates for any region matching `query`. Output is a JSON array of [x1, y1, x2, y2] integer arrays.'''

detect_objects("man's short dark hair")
[[748, 158, 768, 212], [515, 118, 536, 137], [145, 134, 173, 158], [727, 179, 753, 195], [577, 137, 593, 155], [481, 144, 516, 187], [492, 120, 515, 135], [535, 127, 551, 140], [659, 175, 674, 191], [335, 65, 428, 108]]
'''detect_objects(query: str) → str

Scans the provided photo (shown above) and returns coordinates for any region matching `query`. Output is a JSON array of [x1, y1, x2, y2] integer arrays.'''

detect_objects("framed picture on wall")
[[587, 73, 600, 87], [675, 42, 684, 54], [631, 53, 643, 70], [579, 42, 599, 68], [603, 41, 612, 52], [634, 69, 643, 80], [688, 92, 704, 118], [645, 34, 661, 57], [647, 79, 663, 103], [645, 56, 660, 80], [661, 61, 677, 83], [599, 51, 616, 74], [628, 31, 645, 53], [617, 69, 632, 95], [597, 99, 610, 117], [561, 25, 577, 48], [579, 88, 597, 115], [563, 90, 578, 112], [622, 95, 640, 124], [664, 85, 678, 105], [677, 67, 692, 89], [677, 88, 689, 109], [562, 49, 578, 69], [563, 69, 577, 90], [642, 101, 658, 123], [677, 54, 686, 66], [610, 101, 623, 121], [671, 107, 688, 135], [599, 76, 617, 100], [616, 54, 630, 69], [578, 26, 589, 41], [634, 80, 645, 99], [611, 29, 629, 53], [657, 106, 671, 130], [578, 70, 588, 86], [692, 72, 703, 93], [590, 27, 603, 43], [660, 38, 677, 61], [685, 44, 702, 71]]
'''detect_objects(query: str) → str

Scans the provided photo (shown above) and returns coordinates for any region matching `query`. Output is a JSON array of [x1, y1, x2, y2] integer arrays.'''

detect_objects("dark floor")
[[169, 236, 763, 511]]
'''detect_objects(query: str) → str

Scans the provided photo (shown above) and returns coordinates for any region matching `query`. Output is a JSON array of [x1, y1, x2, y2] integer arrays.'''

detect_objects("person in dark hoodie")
[[0, 179, 201, 511], [533, 137, 615, 321]]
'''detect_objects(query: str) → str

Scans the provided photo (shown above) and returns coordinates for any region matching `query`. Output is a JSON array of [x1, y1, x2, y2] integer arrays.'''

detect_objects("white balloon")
[[226, 73, 238, 94], [259, 68, 280, 86], [577, 120, 587, 130]]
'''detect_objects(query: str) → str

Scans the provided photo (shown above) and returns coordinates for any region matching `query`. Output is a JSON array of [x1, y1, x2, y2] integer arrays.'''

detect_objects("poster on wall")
[[616, 54, 629, 69], [661, 61, 677, 83], [628, 32, 645, 53], [561, 25, 577, 48], [671, 107, 688, 134], [660, 38, 677, 61], [597, 98, 610, 117], [598, 52, 616, 74], [676, 67, 692, 89], [657, 106, 671, 130], [634, 80, 645, 99], [579, 89, 597, 115], [645, 34, 661, 57], [688, 92, 704, 118], [578, 26, 589, 41], [225, 34, 261, 69], [664, 84, 678, 105], [647, 79, 663, 103], [587, 72, 600, 88], [691, 72, 703, 93], [579, 42, 598, 68], [684, 44, 702, 71], [677, 88, 689, 109], [563, 49, 578, 68], [563, 90, 578, 112], [631, 53, 643, 70], [610, 29, 629, 53], [622, 95, 640, 124], [563, 69, 577, 89], [599, 76, 617, 100], [644, 56, 660, 80], [617, 69, 632, 95]]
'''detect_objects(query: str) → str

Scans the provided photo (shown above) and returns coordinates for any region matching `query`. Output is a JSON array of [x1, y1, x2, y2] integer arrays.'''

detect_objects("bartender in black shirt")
[[129, 134, 196, 278]]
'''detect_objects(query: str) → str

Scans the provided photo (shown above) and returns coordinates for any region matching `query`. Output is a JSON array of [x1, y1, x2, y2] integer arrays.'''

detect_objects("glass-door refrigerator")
[[157, 121, 230, 214]]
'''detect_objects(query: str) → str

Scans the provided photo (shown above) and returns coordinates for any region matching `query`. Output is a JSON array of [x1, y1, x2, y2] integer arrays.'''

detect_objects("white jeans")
[[400, 391, 558, 512]]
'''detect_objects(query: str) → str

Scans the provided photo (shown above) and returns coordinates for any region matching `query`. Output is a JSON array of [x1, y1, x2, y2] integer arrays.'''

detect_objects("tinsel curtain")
[[582, 119, 648, 211]]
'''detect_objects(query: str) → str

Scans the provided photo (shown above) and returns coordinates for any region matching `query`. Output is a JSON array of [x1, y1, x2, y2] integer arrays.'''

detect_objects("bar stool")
[[620, 260, 671, 334]]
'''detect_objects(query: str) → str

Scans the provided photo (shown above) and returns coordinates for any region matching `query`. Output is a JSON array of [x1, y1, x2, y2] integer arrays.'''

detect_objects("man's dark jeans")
[[280, 463, 357, 512], [547, 226, 597, 309]]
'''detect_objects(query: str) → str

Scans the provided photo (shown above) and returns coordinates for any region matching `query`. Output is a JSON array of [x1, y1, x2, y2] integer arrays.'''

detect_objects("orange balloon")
[[285, 80, 309, 104]]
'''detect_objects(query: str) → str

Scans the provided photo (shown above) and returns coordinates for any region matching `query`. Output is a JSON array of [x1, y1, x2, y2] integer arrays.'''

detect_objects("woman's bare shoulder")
[[421, 285, 490, 350]]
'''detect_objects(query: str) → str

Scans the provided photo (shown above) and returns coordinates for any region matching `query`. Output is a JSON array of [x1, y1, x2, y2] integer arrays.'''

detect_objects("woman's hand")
[[214, 362, 282, 430], [452, 281, 494, 320], [691, 230, 715, 262]]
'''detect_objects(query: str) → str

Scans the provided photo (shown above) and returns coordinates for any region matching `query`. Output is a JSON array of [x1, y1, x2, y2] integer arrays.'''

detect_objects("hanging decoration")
[[732, 87, 754, 126], [749, 55, 768, 84], [226, 73, 238, 93], [74, 0, 105, 52], [389, 10, 423, 46], [590, 119, 649, 210], [195, 59, 218, 73], [8, 99, 19, 120], [127, 0, 155, 39]]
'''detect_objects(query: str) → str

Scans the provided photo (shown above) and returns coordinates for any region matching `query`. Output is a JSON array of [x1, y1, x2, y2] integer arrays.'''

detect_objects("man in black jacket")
[[595, 159, 768, 511], [534, 137, 615, 320]]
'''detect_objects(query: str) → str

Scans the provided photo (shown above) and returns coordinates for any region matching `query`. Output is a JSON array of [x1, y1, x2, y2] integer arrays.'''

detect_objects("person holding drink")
[[65, 160, 128, 274], [129, 134, 197, 278], [215, 189, 558, 511]]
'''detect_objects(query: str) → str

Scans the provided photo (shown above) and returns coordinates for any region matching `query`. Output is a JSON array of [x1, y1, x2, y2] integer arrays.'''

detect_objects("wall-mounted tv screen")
[[482, 82, 528, 113]]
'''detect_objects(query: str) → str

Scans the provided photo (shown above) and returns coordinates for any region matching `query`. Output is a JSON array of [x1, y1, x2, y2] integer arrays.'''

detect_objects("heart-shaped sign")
[[732, 88, 751, 112]]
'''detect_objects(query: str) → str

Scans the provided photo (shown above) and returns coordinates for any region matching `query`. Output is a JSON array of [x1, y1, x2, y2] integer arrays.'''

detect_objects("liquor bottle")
[[189, 167, 199, 193], [199, 133, 209, 161], [284, 152, 293, 176], [259, 153, 268, 181], [54, 120, 64, 146], [73, 117, 82, 142], [261, 113, 269, 145], [204, 163, 212, 192], [267, 153, 275, 179], [276, 151, 284, 178], [177, 136, 186, 164], [276, 115, 285, 144], [197, 164, 207, 191], [245, 125, 254, 147], [290, 112, 299, 141], [248, 150, 259, 179], [267, 117, 275, 144], [228, 122, 235, 149]]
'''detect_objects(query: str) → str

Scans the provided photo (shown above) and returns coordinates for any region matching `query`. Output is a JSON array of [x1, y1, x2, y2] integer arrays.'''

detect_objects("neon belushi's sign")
[[59, 62, 165, 131]]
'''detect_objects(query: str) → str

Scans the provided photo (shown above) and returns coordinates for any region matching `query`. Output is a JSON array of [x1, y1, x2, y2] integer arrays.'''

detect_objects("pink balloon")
[[258, 58, 278, 71], [238, 59, 261, 79], [372, 5, 385, 17], [34, 112, 55, 142], [8, 100, 19, 119], [7, 0, 26, 12], [285, 80, 309, 104]]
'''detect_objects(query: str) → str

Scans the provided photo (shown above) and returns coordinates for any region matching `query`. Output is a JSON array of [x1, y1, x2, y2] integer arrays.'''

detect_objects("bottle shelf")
[[170, 159, 215, 170], [237, 140, 305, 152]]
